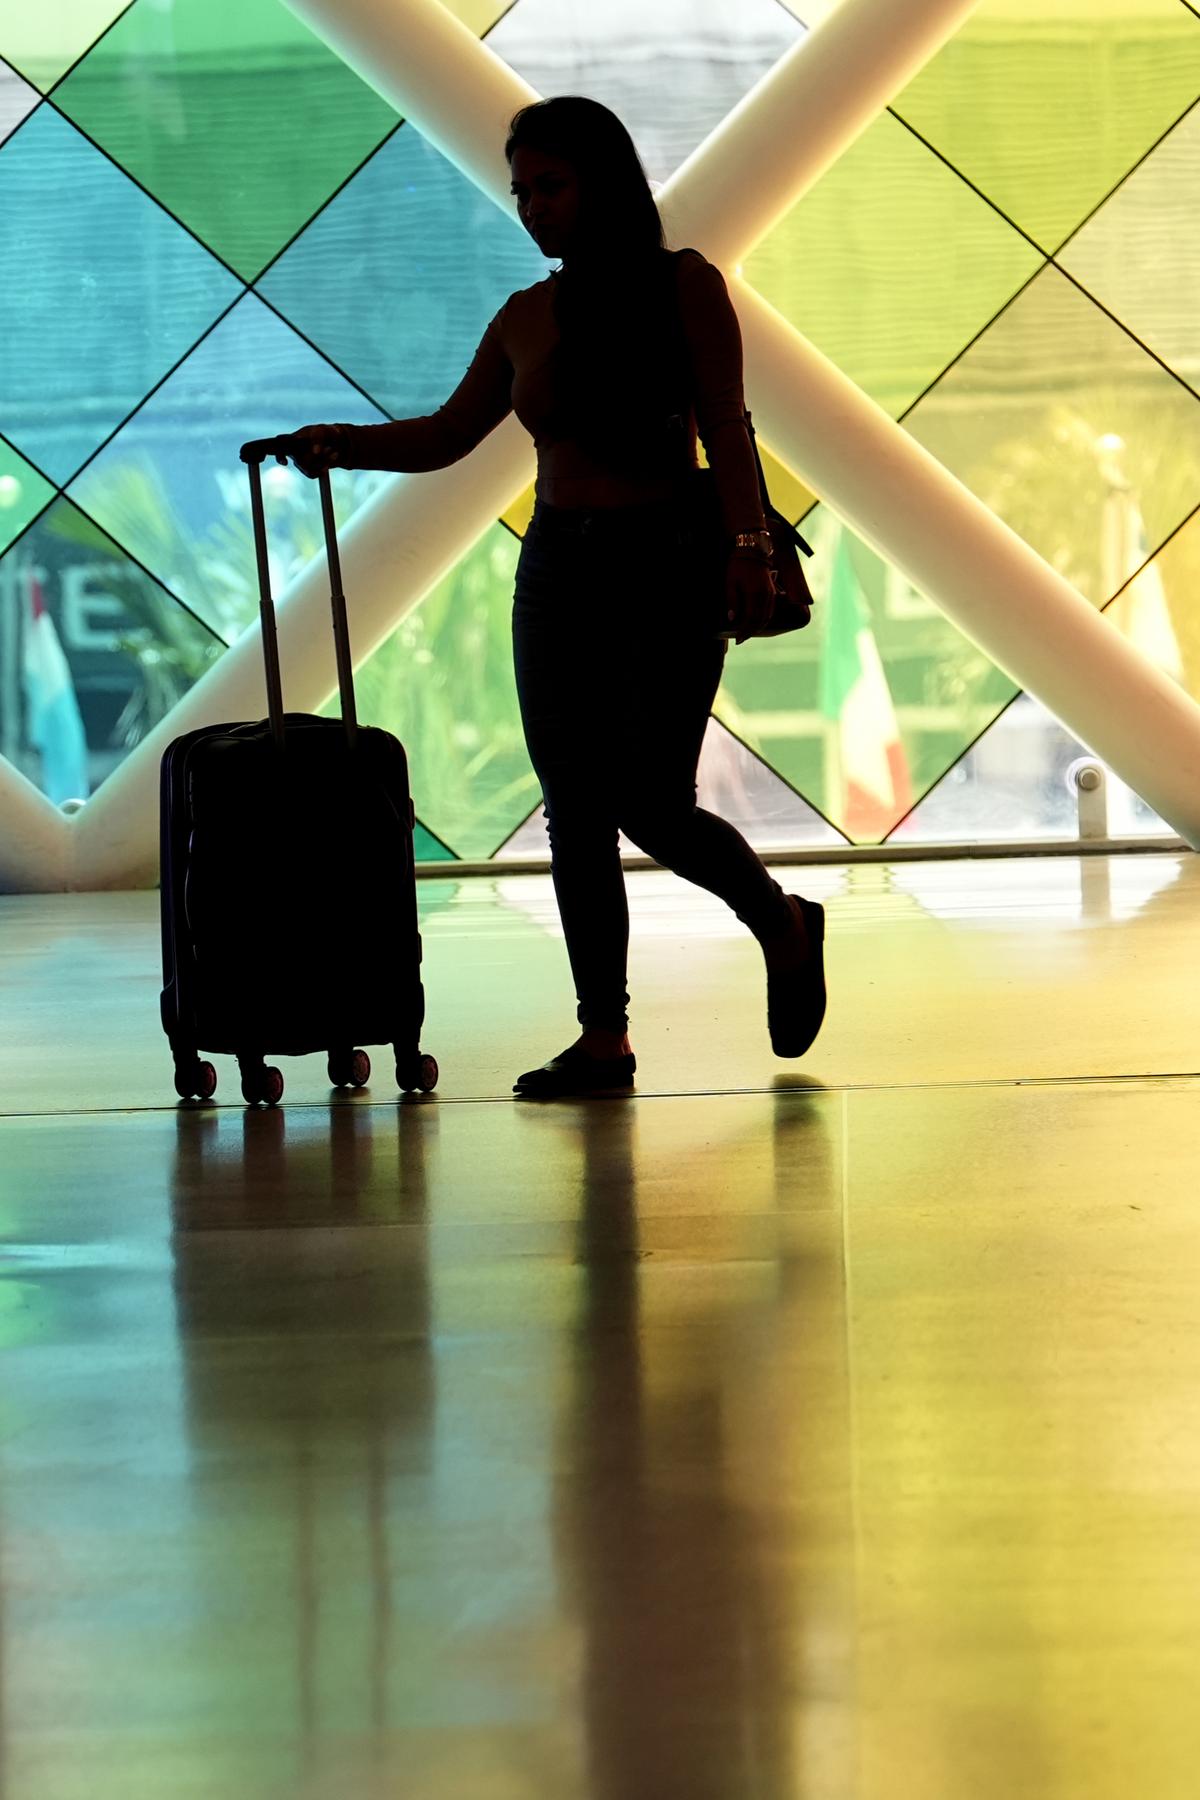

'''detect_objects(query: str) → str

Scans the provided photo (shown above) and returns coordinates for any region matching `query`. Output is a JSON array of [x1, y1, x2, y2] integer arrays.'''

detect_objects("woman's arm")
[[294, 308, 515, 475], [676, 252, 767, 538]]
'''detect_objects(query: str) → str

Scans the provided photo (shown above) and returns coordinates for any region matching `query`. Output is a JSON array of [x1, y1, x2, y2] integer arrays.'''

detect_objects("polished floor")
[[1, 853, 1198, 1799]]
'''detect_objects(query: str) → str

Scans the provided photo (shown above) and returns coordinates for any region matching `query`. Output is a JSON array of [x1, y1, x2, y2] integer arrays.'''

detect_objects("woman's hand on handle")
[[282, 423, 346, 478]]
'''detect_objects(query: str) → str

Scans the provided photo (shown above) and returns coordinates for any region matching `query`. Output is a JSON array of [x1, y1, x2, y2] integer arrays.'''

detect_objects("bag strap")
[[670, 250, 813, 558]]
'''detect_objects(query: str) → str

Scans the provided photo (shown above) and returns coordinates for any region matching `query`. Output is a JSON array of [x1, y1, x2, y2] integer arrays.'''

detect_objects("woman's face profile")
[[510, 148, 582, 260]]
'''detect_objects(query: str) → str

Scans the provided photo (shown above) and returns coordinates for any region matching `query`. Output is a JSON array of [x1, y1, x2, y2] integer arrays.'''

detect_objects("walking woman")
[[282, 96, 826, 1098]]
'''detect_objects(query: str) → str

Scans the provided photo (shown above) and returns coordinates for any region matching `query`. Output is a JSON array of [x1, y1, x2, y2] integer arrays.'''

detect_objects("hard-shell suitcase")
[[159, 442, 438, 1106]]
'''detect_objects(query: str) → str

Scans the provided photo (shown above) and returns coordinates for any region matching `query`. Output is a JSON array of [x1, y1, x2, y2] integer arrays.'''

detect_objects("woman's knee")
[[618, 794, 697, 859], [543, 799, 620, 859]]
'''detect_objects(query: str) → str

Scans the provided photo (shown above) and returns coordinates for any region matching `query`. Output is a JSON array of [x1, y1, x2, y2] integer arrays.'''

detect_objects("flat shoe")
[[767, 896, 827, 1058], [513, 1043, 637, 1097]]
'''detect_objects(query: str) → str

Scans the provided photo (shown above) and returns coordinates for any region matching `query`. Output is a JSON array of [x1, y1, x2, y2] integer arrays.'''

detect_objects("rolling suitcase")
[[159, 440, 438, 1106]]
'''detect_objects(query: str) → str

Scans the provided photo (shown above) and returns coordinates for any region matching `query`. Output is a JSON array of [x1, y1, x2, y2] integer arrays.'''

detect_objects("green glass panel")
[[743, 109, 1042, 417], [0, 498, 224, 804], [716, 507, 1015, 845], [1060, 103, 1200, 399], [495, 715, 844, 857], [0, 0, 129, 91], [0, 438, 56, 554], [905, 265, 1200, 606], [414, 820, 458, 864], [323, 524, 540, 861], [892, 0, 1200, 253], [53, 0, 400, 280]]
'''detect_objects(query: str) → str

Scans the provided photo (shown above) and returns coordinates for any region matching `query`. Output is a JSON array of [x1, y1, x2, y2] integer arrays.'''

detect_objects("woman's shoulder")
[[501, 273, 559, 315], [491, 273, 557, 339], [672, 246, 724, 280], [671, 246, 728, 295], [670, 247, 730, 316]]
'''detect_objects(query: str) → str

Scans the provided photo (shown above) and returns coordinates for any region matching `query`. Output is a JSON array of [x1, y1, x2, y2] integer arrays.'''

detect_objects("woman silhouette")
[[282, 96, 826, 1097]]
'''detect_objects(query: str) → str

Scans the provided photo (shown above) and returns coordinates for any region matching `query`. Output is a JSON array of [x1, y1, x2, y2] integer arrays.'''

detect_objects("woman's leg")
[[616, 631, 796, 945], [513, 529, 632, 1037]]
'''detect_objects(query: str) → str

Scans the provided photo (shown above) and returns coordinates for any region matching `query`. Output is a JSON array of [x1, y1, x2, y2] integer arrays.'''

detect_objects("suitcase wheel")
[[329, 1048, 371, 1090], [174, 1058, 218, 1102], [397, 1052, 438, 1095], [241, 1062, 284, 1107]]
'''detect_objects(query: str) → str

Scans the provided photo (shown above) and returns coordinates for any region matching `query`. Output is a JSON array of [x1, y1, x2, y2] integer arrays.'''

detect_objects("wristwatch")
[[732, 528, 773, 558]]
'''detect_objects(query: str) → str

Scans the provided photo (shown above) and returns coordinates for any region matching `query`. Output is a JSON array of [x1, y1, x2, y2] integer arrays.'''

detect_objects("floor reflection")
[[550, 1089, 854, 1800]]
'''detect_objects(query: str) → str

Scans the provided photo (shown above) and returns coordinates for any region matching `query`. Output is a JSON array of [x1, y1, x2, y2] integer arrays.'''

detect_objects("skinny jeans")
[[512, 498, 793, 1035]]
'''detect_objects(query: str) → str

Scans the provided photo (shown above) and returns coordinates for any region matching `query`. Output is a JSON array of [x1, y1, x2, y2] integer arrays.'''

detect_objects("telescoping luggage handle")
[[239, 436, 358, 752]]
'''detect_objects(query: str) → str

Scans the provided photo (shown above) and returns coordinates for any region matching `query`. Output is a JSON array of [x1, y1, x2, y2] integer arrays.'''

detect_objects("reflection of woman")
[[282, 97, 827, 1096]]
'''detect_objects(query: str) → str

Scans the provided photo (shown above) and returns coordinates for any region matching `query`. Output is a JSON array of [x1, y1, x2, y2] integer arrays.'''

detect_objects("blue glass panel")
[[68, 294, 391, 641], [0, 498, 224, 803], [0, 108, 240, 485], [258, 125, 546, 417]]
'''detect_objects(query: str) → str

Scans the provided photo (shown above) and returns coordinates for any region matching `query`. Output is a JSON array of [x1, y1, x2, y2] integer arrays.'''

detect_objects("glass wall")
[[1, 0, 1197, 849]]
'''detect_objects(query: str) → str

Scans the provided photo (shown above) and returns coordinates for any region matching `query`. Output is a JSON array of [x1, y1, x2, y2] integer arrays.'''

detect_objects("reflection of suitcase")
[[159, 441, 438, 1107]]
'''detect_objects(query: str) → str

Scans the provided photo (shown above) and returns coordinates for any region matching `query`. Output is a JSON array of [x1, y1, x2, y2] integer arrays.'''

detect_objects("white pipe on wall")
[[282, 0, 538, 195], [0, 759, 68, 893], [660, 0, 983, 261]]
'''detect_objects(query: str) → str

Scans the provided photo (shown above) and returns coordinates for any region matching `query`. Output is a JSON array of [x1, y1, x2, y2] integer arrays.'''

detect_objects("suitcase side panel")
[[161, 717, 423, 1060]]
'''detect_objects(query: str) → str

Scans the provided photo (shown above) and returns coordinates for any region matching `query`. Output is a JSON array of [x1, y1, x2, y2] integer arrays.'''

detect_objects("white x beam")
[[8, 0, 1199, 890]]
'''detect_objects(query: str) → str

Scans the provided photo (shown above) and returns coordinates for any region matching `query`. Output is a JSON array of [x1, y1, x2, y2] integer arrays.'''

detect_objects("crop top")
[[335, 249, 765, 531]]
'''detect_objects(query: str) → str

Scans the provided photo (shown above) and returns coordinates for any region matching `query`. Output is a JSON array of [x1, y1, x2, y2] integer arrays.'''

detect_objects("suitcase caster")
[[174, 1058, 217, 1101], [396, 1052, 438, 1094], [329, 1048, 371, 1089], [239, 1057, 284, 1107]]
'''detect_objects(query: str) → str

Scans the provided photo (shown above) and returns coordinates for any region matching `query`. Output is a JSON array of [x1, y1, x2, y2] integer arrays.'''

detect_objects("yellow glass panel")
[[444, 0, 517, 31], [498, 450, 815, 540], [744, 109, 1042, 419], [0, 1, 130, 91], [757, 441, 818, 527], [893, 0, 1200, 252], [1060, 104, 1200, 400], [502, 482, 538, 537], [1104, 507, 1200, 703], [907, 266, 1200, 606]]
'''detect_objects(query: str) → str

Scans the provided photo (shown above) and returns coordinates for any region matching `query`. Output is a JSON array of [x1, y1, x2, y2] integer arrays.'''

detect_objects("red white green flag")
[[818, 529, 911, 840]]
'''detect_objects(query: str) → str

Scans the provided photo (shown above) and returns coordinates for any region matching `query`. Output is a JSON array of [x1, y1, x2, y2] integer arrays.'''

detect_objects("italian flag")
[[818, 529, 911, 841], [23, 571, 89, 806]]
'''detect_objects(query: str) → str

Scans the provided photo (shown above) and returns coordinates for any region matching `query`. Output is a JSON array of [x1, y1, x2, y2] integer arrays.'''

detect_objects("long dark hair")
[[505, 97, 688, 468]]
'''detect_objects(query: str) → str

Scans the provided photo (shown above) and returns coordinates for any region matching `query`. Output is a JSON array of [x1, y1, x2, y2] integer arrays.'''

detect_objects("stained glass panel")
[[67, 295, 391, 641], [325, 523, 540, 861], [258, 124, 546, 418], [743, 109, 1042, 418], [0, 498, 224, 803], [54, 0, 401, 281], [0, 108, 240, 485], [893, 0, 1200, 253]]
